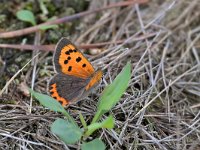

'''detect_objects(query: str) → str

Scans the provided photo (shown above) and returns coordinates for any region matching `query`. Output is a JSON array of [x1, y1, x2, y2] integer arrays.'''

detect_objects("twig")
[[0, 32, 156, 51]]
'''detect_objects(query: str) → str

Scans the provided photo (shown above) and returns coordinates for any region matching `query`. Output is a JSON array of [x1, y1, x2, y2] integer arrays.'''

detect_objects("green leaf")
[[79, 112, 87, 129], [16, 10, 36, 25], [29, 89, 76, 125], [92, 62, 131, 123], [39, 24, 58, 30], [81, 139, 105, 150], [85, 115, 114, 136], [51, 118, 82, 144], [29, 89, 65, 112]]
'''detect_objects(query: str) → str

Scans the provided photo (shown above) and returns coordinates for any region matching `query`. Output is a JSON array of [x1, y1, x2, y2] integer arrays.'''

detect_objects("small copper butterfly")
[[48, 38, 103, 106]]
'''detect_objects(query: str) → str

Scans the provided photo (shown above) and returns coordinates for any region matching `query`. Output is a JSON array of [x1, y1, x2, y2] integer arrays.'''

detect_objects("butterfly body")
[[49, 38, 102, 106]]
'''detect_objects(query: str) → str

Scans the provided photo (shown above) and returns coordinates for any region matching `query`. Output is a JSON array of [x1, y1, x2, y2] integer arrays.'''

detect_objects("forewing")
[[53, 38, 95, 78]]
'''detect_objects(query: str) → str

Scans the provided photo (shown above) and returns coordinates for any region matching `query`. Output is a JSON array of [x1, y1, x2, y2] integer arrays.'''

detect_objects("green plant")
[[17, 10, 36, 25], [30, 62, 131, 150], [16, 9, 58, 30]]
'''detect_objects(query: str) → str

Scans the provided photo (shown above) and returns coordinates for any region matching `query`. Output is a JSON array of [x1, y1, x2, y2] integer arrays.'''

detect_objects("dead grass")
[[0, 0, 200, 149]]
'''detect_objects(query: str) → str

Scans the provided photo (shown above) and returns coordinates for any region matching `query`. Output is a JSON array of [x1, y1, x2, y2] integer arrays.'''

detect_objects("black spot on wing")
[[82, 64, 86, 68], [68, 66, 72, 72], [58, 100, 63, 105], [65, 51, 70, 55], [64, 60, 68, 64], [76, 57, 82, 62]]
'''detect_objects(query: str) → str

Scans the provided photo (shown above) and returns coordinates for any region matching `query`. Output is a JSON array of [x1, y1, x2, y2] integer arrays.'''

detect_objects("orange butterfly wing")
[[49, 38, 103, 106], [53, 38, 95, 78]]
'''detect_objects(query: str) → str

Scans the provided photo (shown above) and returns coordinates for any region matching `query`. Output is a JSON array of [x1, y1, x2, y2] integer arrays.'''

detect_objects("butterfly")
[[49, 38, 103, 106]]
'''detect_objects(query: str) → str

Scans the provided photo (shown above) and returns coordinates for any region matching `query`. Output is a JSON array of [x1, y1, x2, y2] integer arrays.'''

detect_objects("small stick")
[[0, 32, 156, 51]]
